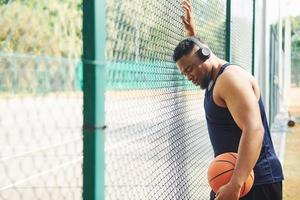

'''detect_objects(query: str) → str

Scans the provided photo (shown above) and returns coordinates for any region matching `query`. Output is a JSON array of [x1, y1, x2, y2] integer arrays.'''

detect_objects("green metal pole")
[[252, 0, 256, 75], [225, 0, 231, 62], [82, 0, 106, 199]]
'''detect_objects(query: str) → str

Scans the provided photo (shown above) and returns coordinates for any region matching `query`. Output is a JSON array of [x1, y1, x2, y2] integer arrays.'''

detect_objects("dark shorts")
[[210, 182, 282, 200]]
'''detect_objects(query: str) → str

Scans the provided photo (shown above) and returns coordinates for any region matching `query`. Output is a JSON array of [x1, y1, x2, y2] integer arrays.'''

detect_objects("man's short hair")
[[172, 37, 205, 62]]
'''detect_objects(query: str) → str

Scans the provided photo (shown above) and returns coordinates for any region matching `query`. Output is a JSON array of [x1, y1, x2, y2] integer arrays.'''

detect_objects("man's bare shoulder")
[[217, 65, 253, 87], [214, 65, 260, 101]]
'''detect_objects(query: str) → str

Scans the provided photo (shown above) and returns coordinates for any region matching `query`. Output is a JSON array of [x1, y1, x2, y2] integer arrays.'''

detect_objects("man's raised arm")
[[181, 0, 197, 36]]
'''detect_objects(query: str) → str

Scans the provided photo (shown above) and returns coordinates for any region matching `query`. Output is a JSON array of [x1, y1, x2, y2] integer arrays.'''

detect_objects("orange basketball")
[[207, 152, 254, 197]]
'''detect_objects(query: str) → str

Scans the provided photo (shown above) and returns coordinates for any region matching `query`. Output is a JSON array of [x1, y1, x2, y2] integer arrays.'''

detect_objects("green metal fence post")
[[82, 0, 106, 199], [226, 0, 231, 62]]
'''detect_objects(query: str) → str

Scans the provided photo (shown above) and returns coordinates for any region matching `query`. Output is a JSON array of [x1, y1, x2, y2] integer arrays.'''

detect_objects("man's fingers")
[[182, 5, 191, 18], [183, 0, 193, 14], [182, 4, 191, 12], [181, 15, 189, 25], [215, 192, 219, 200], [183, 0, 192, 10]]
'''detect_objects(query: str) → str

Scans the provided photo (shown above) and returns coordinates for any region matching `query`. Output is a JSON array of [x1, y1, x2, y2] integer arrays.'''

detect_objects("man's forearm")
[[230, 126, 264, 187], [186, 29, 196, 36]]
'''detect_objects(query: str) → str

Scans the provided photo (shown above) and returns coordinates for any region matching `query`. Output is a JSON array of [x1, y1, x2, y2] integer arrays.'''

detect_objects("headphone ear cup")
[[188, 36, 211, 60], [196, 48, 210, 60], [202, 47, 211, 59], [196, 49, 203, 59]]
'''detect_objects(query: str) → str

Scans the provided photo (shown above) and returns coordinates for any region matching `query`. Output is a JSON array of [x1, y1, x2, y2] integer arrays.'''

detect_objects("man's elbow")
[[255, 124, 264, 141], [244, 124, 264, 139]]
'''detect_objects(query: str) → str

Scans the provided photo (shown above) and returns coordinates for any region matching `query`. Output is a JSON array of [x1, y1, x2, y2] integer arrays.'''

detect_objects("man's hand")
[[181, 0, 196, 36], [215, 182, 241, 200]]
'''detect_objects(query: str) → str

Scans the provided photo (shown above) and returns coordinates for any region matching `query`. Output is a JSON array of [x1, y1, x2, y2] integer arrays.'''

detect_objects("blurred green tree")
[[0, 0, 82, 58]]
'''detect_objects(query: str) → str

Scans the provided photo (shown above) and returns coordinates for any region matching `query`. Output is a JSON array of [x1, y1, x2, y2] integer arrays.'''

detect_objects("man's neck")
[[210, 57, 228, 83]]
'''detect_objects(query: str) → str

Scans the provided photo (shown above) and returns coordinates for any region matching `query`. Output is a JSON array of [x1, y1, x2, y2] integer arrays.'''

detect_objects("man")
[[172, 0, 284, 200]]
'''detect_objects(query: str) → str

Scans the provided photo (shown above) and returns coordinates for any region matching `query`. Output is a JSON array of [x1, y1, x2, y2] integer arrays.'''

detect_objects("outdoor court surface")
[[283, 87, 300, 200], [0, 88, 294, 199]]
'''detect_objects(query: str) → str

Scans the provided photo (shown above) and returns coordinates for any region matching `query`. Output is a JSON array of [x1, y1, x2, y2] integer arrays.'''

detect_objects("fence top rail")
[[0, 52, 80, 62]]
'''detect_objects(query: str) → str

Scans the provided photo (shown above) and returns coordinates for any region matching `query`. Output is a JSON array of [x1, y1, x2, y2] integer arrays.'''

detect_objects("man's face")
[[176, 47, 211, 89]]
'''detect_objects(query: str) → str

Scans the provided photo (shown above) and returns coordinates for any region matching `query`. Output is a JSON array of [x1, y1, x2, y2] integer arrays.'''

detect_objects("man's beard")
[[200, 73, 211, 89]]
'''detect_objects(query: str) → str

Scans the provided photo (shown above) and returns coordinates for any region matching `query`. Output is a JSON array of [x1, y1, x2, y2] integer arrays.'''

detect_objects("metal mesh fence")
[[1, 0, 256, 199], [0, 0, 83, 199], [291, 50, 300, 87], [230, 0, 253, 72], [105, 0, 226, 199], [269, 24, 280, 126]]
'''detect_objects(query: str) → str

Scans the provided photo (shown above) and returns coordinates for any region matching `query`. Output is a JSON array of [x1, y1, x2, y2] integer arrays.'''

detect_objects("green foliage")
[[290, 16, 300, 86], [0, 0, 9, 5], [0, 0, 82, 94], [0, 0, 82, 58], [291, 15, 300, 51], [291, 16, 300, 36]]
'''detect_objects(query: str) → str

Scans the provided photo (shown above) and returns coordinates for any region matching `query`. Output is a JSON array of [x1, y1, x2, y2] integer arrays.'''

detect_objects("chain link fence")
[[0, 0, 83, 199], [230, 0, 253, 72], [0, 0, 257, 199], [291, 50, 300, 86], [105, 0, 226, 199]]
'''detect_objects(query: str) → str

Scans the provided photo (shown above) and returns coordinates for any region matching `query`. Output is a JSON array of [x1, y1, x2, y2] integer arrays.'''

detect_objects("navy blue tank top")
[[204, 63, 283, 185]]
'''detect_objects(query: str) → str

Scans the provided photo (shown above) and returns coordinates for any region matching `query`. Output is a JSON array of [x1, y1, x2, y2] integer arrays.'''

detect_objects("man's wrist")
[[187, 30, 196, 36], [229, 176, 243, 189]]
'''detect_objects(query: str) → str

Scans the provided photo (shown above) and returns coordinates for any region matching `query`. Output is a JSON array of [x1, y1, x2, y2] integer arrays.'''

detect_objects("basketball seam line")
[[215, 160, 235, 167], [209, 168, 234, 182], [241, 173, 254, 197], [241, 182, 246, 196], [229, 153, 237, 159]]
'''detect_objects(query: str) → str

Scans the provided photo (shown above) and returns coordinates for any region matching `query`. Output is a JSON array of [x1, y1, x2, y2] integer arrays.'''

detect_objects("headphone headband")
[[188, 36, 205, 49], [187, 36, 211, 59]]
